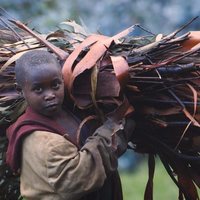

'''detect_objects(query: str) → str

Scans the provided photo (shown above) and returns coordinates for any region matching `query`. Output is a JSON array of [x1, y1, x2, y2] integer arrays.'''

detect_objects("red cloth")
[[6, 107, 75, 173]]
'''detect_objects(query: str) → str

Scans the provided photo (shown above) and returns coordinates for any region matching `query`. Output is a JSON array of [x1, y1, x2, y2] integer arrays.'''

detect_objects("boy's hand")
[[114, 118, 135, 156], [92, 117, 135, 156]]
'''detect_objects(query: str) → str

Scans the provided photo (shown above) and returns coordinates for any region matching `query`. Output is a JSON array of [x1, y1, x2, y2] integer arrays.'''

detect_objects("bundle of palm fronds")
[[0, 8, 200, 200]]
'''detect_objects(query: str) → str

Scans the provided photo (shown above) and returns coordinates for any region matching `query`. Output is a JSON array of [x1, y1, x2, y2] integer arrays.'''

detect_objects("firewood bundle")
[[0, 8, 200, 200]]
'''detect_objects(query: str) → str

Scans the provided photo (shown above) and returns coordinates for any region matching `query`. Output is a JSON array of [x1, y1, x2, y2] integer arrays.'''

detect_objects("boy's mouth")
[[45, 103, 58, 110]]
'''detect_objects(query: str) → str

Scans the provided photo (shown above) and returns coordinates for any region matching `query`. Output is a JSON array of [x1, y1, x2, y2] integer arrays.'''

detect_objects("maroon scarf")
[[6, 107, 77, 173]]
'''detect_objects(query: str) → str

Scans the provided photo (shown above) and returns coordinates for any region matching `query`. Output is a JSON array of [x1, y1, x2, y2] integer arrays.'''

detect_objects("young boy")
[[6, 50, 134, 200]]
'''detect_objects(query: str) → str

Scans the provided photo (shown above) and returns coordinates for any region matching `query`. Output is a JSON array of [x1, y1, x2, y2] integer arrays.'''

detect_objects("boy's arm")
[[21, 118, 135, 199], [21, 119, 126, 199], [47, 122, 120, 199], [87, 117, 135, 157]]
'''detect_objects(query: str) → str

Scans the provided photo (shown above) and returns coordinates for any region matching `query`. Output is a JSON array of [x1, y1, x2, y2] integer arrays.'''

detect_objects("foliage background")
[[1, 0, 200, 35], [1, 0, 200, 199]]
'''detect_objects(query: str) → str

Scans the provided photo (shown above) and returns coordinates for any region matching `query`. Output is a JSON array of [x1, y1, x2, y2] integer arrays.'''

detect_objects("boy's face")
[[21, 63, 65, 118]]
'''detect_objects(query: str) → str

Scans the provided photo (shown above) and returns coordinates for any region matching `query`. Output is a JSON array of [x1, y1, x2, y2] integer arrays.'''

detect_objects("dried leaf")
[[61, 20, 89, 36], [183, 108, 200, 127], [62, 34, 108, 99], [0, 51, 26, 73], [110, 56, 129, 88], [10, 19, 68, 60]]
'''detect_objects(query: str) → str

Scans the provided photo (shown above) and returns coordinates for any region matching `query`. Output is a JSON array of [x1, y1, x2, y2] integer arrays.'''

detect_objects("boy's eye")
[[52, 80, 61, 90], [33, 86, 42, 93]]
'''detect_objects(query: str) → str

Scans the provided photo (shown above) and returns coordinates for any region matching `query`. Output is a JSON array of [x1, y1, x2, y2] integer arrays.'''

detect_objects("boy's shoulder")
[[23, 130, 77, 161]]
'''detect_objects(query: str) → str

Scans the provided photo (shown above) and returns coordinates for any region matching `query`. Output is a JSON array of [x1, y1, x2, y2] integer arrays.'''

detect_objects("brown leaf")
[[62, 34, 108, 99], [10, 19, 68, 60], [0, 51, 26, 73], [62, 25, 134, 105], [110, 56, 129, 88]]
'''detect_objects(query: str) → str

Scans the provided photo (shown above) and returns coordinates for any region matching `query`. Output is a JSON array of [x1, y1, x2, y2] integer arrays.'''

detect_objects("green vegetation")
[[1, 0, 200, 34], [120, 157, 179, 200]]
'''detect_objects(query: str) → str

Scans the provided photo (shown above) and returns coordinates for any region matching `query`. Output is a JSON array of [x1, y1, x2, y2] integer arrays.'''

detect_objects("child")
[[6, 50, 135, 200]]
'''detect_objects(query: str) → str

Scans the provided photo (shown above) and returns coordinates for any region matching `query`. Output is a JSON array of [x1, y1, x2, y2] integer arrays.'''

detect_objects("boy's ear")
[[14, 83, 23, 94]]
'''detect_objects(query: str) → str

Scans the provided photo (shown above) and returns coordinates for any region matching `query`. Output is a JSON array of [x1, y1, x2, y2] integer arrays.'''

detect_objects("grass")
[[120, 155, 180, 200]]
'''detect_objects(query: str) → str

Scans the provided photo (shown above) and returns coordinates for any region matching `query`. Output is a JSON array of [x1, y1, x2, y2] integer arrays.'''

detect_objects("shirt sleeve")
[[44, 124, 119, 199]]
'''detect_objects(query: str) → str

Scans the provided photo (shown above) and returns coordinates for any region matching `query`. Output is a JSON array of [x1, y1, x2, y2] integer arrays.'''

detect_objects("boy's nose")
[[44, 91, 56, 101]]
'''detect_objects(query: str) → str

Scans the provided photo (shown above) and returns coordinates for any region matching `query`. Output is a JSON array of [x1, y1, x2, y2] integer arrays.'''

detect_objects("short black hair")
[[15, 50, 61, 86]]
